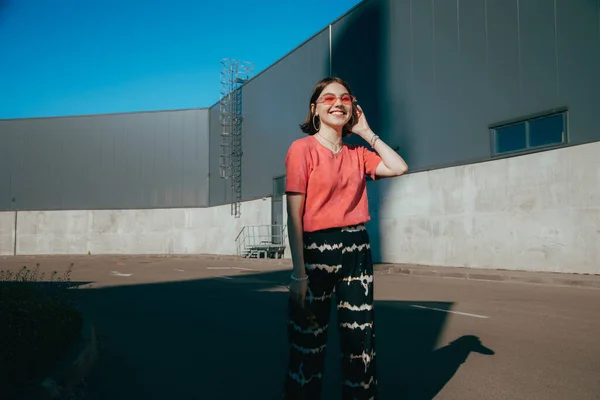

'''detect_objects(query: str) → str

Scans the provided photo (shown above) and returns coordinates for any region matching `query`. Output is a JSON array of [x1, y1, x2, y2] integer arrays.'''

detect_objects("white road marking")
[[173, 269, 185, 272], [109, 271, 132, 277], [215, 275, 234, 280], [411, 305, 489, 319], [207, 267, 254, 271], [256, 286, 289, 293]]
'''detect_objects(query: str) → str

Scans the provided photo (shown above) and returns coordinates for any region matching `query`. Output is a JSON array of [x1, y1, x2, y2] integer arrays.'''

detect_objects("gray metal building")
[[1, 0, 599, 213], [0, 109, 210, 211]]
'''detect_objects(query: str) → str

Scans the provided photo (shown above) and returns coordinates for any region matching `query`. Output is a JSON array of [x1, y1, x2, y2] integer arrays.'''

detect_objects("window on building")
[[490, 110, 567, 156]]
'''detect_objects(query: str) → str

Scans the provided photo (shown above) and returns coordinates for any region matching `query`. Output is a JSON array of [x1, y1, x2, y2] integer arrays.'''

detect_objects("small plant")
[[0, 263, 83, 399]]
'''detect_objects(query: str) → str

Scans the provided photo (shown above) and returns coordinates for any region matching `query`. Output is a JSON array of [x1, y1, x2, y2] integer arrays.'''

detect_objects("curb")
[[5, 253, 599, 289], [17, 313, 98, 400], [201, 254, 293, 265], [199, 255, 600, 289], [373, 264, 600, 289]]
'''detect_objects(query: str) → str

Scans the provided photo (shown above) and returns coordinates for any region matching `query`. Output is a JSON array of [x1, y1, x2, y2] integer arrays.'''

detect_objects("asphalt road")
[[3, 255, 598, 399]]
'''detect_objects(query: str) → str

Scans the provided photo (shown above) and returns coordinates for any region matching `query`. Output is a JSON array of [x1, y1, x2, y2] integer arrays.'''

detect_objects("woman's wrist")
[[359, 129, 379, 145], [290, 272, 308, 281]]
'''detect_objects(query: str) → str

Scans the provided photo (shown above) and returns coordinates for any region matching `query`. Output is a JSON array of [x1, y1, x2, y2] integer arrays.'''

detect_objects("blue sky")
[[0, 0, 362, 119]]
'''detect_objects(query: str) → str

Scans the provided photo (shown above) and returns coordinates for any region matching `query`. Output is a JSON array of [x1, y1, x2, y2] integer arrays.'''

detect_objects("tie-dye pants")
[[284, 224, 378, 399]]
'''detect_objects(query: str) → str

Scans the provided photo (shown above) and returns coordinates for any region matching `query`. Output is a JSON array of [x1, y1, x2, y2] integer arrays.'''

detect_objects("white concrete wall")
[[368, 142, 600, 274], [15, 198, 271, 255], [0, 212, 16, 256], [6, 142, 600, 274]]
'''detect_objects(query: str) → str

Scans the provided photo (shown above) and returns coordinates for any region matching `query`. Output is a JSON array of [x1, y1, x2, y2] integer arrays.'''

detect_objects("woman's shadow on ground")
[[75, 269, 494, 399], [330, 300, 495, 399], [396, 334, 495, 399]]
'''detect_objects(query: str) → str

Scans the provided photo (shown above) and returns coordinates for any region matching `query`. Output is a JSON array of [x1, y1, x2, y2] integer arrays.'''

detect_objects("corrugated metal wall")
[[0, 109, 209, 211], [1, 0, 598, 211], [0, 123, 12, 210], [211, 0, 600, 206], [329, 0, 600, 173], [241, 28, 331, 201], [208, 27, 331, 206], [208, 104, 230, 207]]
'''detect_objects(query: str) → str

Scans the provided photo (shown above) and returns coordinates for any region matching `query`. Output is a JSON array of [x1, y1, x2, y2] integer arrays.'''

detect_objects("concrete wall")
[[363, 141, 600, 275], [0, 212, 15, 256], [0, 108, 210, 211], [12, 198, 270, 256]]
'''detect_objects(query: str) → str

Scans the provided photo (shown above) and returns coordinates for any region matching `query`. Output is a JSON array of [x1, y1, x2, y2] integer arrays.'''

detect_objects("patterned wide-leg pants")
[[284, 224, 378, 400]]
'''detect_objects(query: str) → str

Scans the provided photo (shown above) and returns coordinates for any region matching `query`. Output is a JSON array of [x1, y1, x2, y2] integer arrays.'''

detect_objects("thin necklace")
[[317, 132, 343, 157]]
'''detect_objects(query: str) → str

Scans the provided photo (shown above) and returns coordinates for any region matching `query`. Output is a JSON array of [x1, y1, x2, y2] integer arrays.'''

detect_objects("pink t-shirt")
[[285, 135, 382, 232]]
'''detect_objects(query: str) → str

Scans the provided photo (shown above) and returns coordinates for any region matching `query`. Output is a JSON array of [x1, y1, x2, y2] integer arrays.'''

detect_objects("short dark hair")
[[299, 77, 358, 137]]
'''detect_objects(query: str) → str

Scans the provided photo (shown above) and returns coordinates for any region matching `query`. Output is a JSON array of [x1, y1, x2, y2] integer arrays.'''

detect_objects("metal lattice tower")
[[219, 58, 253, 218]]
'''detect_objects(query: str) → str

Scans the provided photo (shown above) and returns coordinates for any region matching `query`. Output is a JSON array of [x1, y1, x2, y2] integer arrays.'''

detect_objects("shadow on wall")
[[75, 270, 493, 399], [331, 0, 411, 263]]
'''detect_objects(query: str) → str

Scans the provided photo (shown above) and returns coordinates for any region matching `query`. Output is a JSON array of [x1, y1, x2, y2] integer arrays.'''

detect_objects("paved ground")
[[2, 255, 599, 399]]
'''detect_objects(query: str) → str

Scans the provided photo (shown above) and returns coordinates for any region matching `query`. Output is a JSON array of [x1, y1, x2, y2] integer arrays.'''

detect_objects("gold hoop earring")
[[312, 115, 320, 131]]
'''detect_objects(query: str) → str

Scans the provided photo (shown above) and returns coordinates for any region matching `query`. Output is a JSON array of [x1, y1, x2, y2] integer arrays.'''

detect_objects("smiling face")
[[312, 82, 355, 132], [300, 77, 358, 136]]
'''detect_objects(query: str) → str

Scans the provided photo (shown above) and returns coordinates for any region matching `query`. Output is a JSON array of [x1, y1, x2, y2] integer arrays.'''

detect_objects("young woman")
[[283, 77, 408, 399]]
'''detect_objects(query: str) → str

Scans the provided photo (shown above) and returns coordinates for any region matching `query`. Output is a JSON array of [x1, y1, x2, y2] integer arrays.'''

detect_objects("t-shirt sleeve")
[[285, 141, 310, 194], [363, 146, 382, 181]]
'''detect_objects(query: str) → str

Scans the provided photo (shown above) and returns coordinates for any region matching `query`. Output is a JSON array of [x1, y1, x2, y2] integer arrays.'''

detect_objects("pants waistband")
[[309, 224, 366, 234]]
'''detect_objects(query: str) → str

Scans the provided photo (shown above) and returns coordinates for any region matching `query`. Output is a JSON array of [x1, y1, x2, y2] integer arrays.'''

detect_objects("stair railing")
[[235, 224, 287, 258]]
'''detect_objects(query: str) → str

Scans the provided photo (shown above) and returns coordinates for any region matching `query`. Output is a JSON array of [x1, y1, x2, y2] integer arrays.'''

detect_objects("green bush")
[[0, 264, 83, 399]]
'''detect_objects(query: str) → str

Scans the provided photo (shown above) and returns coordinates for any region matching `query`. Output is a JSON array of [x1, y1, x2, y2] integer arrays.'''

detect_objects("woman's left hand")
[[350, 104, 373, 139]]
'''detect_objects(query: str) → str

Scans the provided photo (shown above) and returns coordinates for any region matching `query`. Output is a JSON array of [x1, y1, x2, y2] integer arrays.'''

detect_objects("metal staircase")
[[235, 225, 287, 259]]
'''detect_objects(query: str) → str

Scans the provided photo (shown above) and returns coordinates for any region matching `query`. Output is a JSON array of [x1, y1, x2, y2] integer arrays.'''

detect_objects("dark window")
[[491, 111, 567, 156], [495, 122, 527, 153], [529, 113, 565, 147]]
